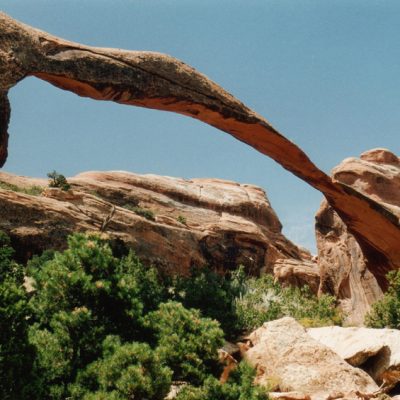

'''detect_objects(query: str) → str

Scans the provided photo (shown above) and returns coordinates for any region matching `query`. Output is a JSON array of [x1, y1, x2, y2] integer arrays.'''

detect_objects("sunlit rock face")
[[243, 317, 378, 399], [0, 170, 310, 275], [316, 148, 400, 325]]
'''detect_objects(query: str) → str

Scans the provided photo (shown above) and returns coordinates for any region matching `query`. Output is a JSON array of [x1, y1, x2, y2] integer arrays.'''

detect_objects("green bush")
[[177, 215, 187, 225], [145, 301, 224, 383], [0, 230, 341, 399], [365, 270, 400, 328], [171, 267, 246, 337], [175, 362, 268, 400], [234, 274, 341, 331], [47, 170, 71, 191], [25, 233, 169, 398], [0, 181, 43, 196], [70, 336, 172, 400], [172, 267, 340, 334], [123, 204, 155, 221], [0, 231, 34, 400]]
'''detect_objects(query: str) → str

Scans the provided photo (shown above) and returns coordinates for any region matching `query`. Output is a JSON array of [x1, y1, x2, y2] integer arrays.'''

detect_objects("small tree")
[[47, 170, 71, 191], [145, 301, 224, 383]]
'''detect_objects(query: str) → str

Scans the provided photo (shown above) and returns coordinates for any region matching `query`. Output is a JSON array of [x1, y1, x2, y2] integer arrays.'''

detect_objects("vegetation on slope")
[[0, 231, 341, 400], [365, 270, 400, 328]]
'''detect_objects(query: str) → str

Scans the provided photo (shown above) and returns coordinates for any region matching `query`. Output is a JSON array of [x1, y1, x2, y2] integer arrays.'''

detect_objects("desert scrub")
[[365, 270, 400, 328], [0, 180, 43, 196], [47, 170, 71, 191], [177, 215, 187, 225], [175, 362, 268, 400], [123, 204, 155, 221], [234, 274, 341, 331]]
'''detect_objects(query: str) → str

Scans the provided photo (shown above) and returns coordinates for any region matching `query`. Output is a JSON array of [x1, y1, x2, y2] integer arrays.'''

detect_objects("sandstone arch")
[[0, 12, 399, 287]]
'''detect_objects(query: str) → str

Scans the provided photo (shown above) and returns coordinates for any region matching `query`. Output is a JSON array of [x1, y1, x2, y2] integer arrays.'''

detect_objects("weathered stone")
[[274, 258, 320, 293], [308, 326, 400, 389], [244, 318, 378, 399], [316, 149, 400, 324], [0, 170, 308, 274], [0, 13, 399, 289]]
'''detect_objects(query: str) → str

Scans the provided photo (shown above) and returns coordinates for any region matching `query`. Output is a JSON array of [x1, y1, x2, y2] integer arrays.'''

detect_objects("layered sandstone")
[[243, 317, 378, 399], [316, 149, 400, 324], [0, 170, 309, 275], [308, 325, 400, 390], [0, 13, 399, 290]]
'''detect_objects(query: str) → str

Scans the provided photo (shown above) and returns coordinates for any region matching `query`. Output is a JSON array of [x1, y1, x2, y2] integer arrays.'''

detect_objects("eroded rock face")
[[274, 258, 320, 293], [316, 149, 400, 325], [1, 13, 399, 290], [0, 170, 309, 275], [243, 317, 378, 399], [308, 326, 400, 390]]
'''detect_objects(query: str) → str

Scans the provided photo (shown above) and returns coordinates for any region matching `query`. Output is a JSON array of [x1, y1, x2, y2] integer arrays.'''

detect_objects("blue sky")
[[1, 1, 399, 253]]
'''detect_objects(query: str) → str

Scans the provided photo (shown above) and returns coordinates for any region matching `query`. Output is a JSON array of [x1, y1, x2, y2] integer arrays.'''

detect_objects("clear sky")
[[1, 1, 399, 253]]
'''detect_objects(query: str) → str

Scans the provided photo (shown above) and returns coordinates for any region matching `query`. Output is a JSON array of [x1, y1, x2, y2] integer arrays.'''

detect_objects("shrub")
[[26, 233, 167, 398], [70, 336, 172, 400], [123, 204, 155, 221], [0, 231, 34, 400], [47, 170, 71, 191], [234, 274, 341, 331], [145, 301, 224, 383], [177, 215, 187, 225], [171, 267, 247, 337], [0, 181, 43, 196], [175, 362, 268, 400], [365, 270, 400, 328]]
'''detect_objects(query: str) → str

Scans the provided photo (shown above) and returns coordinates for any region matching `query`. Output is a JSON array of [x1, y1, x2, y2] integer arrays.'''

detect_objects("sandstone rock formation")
[[243, 317, 379, 399], [0, 13, 399, 289], [0, 170, 309, 274], [316, 149, 400, 324], [308, 325, 400, 391], [274, 258, 320, 293]]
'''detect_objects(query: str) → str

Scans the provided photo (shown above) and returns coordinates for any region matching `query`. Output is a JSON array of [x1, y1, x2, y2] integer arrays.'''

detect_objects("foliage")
[[47, 170, 71, 191], [235, 274, 341, 331], [172, 267, 247, 337], [365, 270, 400, 328], [70, 336, 172, 400], [175, 362, 268, 400], [0, 180, 43, 196], [25, 233, 170, 398], [0, 231, 34, 400], [172, 266, 340, 335], [123, 204, 155, 221], [0, 229, 342, 399], [145, 301, 224, 383], [177, 215, 187, 225]]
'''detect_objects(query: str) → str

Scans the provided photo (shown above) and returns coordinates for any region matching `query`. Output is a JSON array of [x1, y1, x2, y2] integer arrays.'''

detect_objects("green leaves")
[[365, 270, 400, 328], [175, 362, 268, 400], [146, 301, 224, 383], [71, 337, 172, 400], [234, 274, 341, 331]]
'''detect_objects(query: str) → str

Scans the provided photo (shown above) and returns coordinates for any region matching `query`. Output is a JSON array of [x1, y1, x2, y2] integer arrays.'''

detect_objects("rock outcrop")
[[308, 325, 400, 391], [0, 13, 399, 289], [0, 170, 309, 274], [316, 149, 400, 324], [243, 317, 379, 399]]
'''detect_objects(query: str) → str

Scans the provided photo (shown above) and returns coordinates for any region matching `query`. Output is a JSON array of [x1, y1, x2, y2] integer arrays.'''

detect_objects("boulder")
[[0, 170, 309, 275], [308, 326, 400, 389], [316, 149, 400, 325], [244, 317, 378, 399], [274, 258, 320, 293]]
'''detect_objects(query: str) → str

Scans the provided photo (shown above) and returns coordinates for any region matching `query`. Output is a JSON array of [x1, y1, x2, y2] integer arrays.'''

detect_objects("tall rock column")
[[316, 149, 400, 325]]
